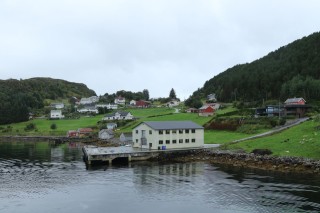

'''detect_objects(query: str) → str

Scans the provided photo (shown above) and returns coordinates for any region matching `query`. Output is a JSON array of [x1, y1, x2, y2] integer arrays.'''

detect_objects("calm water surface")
[[0, 141, 319, 213]]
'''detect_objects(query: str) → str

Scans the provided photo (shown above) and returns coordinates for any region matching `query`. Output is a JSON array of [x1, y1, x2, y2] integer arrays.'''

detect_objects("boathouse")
[[132, 121, 204, 150]]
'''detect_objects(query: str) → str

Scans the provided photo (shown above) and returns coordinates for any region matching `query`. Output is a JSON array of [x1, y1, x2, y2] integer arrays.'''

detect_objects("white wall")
[[132, 123, 204, 150]]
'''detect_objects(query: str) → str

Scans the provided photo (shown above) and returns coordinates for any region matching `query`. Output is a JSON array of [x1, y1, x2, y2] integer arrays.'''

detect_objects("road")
[[231, 117, 310, 143]]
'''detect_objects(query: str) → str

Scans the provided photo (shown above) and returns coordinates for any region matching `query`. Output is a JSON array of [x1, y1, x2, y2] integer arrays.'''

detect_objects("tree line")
[[186, 31, 320, 107]]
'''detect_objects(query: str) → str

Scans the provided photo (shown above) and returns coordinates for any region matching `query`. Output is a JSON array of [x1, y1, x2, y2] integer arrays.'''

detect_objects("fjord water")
[[0, 141, 319, 213]]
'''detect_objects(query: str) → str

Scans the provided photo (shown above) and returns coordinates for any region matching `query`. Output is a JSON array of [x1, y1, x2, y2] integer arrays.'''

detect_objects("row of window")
[[159, 129, 196, 135], [158, 139, 196, 144]]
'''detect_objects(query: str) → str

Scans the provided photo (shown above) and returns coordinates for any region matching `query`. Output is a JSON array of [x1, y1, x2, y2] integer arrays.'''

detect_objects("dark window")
[[191, 129, 196, 133], [172, 140, 177, 144], [185, 139, 189, 143], [172, 130, 177, 134], [166, 130, 170, 134], [135, 130, 138, 134], [192, 139, 196, 143], [149, 130, 152, 134], [179, 129, 183, 134], [159, 130, 163, 135], [136, 139, 138, 143], [166, 140, 170, 144], [159, 140, 163, 145], [185, 129, 189, 133], [179, 139, 183, 143]]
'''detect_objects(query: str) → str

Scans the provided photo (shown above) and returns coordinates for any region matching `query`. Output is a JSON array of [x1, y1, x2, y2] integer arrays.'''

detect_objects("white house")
[[132, 121, 204, 150], [99, 129, 114, 140], [114, 96, 126, 105], [207, 93, 217, 102], [96, 103, 118, 110], [106, 123, 118, 130], [130, 100, 136, 106], [103, 111, 133, 120], [50, 110, 64, 119], [167, 99, 180, 107], [119, 133, 133, 144], [77, 106, 98, 114], [80, 96, 99, 105]]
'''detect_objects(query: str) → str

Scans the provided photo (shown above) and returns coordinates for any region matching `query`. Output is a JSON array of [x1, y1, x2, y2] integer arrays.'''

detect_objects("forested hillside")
[[186, 32, 320, 106], [0, 78, 96, 124]]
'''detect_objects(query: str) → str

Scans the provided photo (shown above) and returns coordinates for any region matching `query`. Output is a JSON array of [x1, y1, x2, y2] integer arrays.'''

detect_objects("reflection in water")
[[0, 141, 320, 213]]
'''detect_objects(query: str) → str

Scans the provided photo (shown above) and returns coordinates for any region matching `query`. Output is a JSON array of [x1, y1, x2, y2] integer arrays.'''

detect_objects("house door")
[[149, 143, 152, 150]]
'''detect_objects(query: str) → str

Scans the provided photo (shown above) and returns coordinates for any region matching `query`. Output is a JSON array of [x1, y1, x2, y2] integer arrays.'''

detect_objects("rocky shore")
[[152, 149, 320, 174]]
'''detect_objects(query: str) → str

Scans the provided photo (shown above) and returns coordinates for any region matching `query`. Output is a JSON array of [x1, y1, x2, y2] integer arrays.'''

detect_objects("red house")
[[135, 100, 151, 108], [198, 105, 215, 117], [284, 97, 306, 105], [284, 97, 310, 118], [67, 130, 78, 138]]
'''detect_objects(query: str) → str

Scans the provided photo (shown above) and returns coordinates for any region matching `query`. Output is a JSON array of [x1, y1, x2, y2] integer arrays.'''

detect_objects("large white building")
[[132, 121, 204, 150]]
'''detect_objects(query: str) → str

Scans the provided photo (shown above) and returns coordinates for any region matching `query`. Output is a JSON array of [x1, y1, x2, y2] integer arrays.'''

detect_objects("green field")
[[204, 130, 262, 144], [0, 106, 237, 136], [225, 119, 320, 159]]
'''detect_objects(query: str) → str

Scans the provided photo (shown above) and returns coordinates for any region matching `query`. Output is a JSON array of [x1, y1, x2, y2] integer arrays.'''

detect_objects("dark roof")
[[140, 121, 204, 130]]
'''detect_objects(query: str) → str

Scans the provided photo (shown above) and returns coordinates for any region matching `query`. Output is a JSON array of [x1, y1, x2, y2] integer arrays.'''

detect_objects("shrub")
[[24, 123, 36, 131], [50, 123, 57, 130], [269, 119, 278, 127]]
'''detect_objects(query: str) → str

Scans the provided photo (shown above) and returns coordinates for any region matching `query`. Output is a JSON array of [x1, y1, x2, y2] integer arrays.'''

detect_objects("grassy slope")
[[225, 120, 320, 159]]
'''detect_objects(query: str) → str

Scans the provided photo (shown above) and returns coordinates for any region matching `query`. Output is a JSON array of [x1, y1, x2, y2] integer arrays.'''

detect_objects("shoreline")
[[152, 149, 320, 174], [1, 136, 319, 174]]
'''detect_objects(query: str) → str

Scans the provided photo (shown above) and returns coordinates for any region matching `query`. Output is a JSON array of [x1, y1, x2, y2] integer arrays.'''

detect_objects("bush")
[[24, 123, 36, 131], [50, 123, 57, 130], [269, 119, 278, 127]]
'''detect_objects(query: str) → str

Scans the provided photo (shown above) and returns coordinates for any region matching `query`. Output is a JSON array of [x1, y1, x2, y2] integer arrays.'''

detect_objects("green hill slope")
[[0, 77, 96, 124], [186, 32, 320, 105]]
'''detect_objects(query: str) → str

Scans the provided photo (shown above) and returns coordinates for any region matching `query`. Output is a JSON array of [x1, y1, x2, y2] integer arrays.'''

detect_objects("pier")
[[82, 145, 160, 165], [82, 144, 219, 165]]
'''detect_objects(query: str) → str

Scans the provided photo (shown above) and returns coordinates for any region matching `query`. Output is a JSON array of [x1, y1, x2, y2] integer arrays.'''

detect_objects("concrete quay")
[[82, 144, 219, 165]]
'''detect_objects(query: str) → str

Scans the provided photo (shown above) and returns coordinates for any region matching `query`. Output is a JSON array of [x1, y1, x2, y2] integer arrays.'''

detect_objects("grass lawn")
[[225, 120, 320, 159], [204, 130, 261, 144], [0, 115, 105, 136]]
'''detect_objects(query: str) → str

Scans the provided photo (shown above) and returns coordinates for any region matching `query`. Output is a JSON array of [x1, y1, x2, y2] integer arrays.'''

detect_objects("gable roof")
[[284, 97, 306, 104], [99, 129, 114, 134], [137, 121, 203, 130], [199, 105, 214, 110]]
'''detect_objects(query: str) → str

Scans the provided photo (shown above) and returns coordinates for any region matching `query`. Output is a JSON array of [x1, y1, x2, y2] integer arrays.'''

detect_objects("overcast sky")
[[0, 0, 319, 100]]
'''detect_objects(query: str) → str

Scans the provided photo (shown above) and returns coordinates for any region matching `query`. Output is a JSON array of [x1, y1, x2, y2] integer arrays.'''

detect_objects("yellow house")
[[132, 121, 204, 150]]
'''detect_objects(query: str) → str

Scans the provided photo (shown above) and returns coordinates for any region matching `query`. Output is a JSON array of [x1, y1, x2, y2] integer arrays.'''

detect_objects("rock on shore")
[[151, 149, 320, 174]]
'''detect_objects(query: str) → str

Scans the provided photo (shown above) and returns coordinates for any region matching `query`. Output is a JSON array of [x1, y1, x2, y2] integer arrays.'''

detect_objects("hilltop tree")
[[169, 88, 177, 99], [142, 89, 150, 101]]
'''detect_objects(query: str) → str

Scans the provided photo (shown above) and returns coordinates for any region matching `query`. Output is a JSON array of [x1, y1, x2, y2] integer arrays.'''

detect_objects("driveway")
[[231, 117, 310, 143]]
